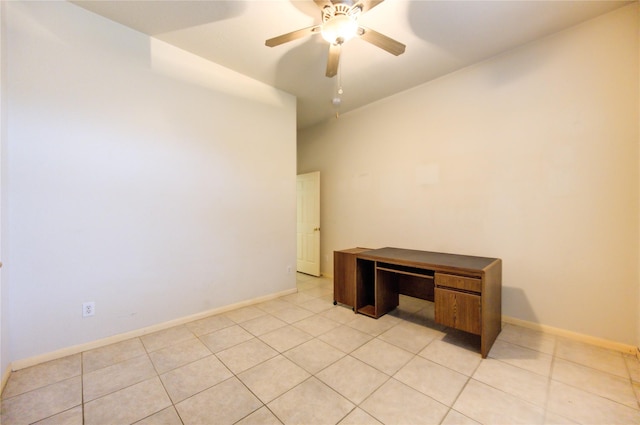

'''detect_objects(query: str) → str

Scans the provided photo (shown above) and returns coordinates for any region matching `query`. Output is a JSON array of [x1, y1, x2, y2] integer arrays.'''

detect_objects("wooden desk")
[[351, 247, 502, 358], [333, 248, 371, 309]]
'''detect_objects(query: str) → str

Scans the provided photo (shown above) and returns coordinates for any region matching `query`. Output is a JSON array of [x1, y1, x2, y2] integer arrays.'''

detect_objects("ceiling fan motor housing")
[[321, 3, 360, 45]]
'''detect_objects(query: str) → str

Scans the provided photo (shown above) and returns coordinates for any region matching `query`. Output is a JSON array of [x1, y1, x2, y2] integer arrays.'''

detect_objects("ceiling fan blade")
[[265, 25, 320, 47], [326, 44, 341, 78], [314, 0, 333, 10], [354, 0, 385, 14], [358, 26, 405, 56]]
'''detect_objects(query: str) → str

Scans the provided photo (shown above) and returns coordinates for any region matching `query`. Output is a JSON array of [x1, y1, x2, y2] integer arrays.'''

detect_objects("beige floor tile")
[[134, 406, 183, 425], [270, 306, 315, 324], [552, 358, 638, 409], [625, 355, 640, 383], [555, 338, 628, 378], [268, 377, 355, 425], [542, 410, 578, 425], [284, 338, 346, 374], [378, 321, 440, 353], [346, 314, 400, 337], [185, 314, 235, 337], [301, 285, 333, 298], [82, 338, 146, 374], [256, 298, 294, 314], [547, 380, 640, 424], [315, 277, 334, 288], [488, 339, 553, 377], [240, 314, 288, 336], [224, 306, 267, 324], [279, 286, 315, 304], [437, 328, 481, 353], [322, 306, 358, 324], [33, 406, 83, 425], [235, 406, 283, 425], [388, 305, 432, 325], [453, 379, 545, 424], [149, 338, 212, 374], [281, 291, 316, 305], [419, 339, 482, 376], [360, 378, 449, 425], [351, 339, 414, 376], [176, 377, 262, 425], [1, 377, 81, 425], [83, 354, 156, 402], [9, 275, 640, 425], [397, 294, 431, 313], [338, 407, 383, 425], [259, 325, 313, 352], [238, 355, 310, 403], [160, 355, 233, 403], [2, 354, 81, 398], [33, 405, 83, 425], [498, 324, 556, 355], [296, 278, 320, 290], [140, 325, 196, 353], [216, 338, 278, 374], [300, 296, 335, 313], [441, 409, 481, 425], [199, 324, 254, 353], [316, 356, 389, 404], [397, 304, 441, 329], [293, 314, 341, 337], [394, 356, 468, 406], [318, 325, 374, 353], [84, 377, 171, 425], [473, 358, 548, 407]]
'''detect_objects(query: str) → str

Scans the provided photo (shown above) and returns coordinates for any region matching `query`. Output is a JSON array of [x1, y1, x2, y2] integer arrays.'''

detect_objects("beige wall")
[[298, 4, 639, 347], [3, 1, 297, 365]]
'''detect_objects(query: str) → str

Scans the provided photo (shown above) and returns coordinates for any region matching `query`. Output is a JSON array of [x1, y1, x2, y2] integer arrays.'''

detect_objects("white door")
[[297, 171, 321, 276]]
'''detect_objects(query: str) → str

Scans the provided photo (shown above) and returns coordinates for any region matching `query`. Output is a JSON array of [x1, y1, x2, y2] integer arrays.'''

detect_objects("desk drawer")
[[435, 273, 481, 293], [435, 288, 482, 335]]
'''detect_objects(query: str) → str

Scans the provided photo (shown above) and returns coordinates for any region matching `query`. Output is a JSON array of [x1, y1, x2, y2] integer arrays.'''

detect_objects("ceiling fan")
[[265, 0, 406, 78]]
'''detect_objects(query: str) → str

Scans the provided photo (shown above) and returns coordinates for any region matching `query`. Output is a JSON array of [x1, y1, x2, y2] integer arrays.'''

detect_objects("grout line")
[[8, 277, 639, 425], [542, 341, 558, 424]]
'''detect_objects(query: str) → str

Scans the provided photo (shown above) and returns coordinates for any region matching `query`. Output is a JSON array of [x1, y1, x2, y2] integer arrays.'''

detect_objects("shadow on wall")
[[502, 285, 539, 325], [496, 286, 551, 358]]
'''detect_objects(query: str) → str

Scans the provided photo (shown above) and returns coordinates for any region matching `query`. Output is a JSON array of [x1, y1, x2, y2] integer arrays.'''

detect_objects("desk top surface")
[[357, 247, 500, 272]]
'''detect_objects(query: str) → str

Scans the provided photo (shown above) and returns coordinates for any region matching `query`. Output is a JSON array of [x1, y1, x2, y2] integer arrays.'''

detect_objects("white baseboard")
[[9, 291, 637, 372], [10, 287, 298, 371], [502, 315, 637, 355]]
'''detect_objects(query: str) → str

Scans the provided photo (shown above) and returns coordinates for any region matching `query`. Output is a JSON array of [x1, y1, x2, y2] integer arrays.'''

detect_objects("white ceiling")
[[73, 0, 630, 129]]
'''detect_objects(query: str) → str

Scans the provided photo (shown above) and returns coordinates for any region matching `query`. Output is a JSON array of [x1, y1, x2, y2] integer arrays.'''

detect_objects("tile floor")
[[2, 273, 640, 425]]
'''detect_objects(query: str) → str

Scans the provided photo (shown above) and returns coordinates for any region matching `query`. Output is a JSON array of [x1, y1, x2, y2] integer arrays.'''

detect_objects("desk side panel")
[[375, 268, 399, 317], [333, 250, 356, 307], [481, 259, 502, 358], [356, 259, 376, 315]]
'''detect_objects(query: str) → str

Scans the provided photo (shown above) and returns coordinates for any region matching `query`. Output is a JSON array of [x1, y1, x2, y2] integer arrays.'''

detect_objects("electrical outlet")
[[83, 302, 95, 317], [287, 265, 292, 275]]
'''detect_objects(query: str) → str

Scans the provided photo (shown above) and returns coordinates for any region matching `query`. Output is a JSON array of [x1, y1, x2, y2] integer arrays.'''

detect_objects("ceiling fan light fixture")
[[321, 15, 358, 45]]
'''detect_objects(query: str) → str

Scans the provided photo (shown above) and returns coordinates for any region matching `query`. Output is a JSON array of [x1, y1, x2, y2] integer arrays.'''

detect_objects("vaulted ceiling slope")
[[73, 0, 631, 129]]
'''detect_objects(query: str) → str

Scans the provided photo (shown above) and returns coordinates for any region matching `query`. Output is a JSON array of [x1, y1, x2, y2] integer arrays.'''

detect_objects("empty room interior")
[[0, 0, 639, 424]]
